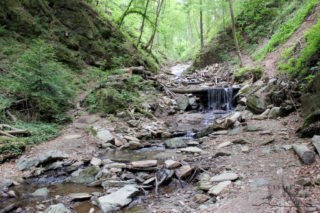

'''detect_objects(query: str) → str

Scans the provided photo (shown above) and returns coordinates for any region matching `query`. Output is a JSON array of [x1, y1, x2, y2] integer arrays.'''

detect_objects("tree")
[[228, 0, 243, 68], [119, 0, 135, 27], [200, 0, 203, 49], [137, 0, 151, 45]]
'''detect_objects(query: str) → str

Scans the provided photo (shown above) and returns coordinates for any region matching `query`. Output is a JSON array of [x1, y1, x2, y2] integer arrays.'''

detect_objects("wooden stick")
[[0, 130, 17, 138], [5, 110, 17, 122]]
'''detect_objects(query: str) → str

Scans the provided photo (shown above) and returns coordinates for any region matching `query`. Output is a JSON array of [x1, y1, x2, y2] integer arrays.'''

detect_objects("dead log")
[[5, 110, 17, 122], [226, 112, 242, 127], [292, 144, 315, 165], [6, 130, 31, 135], [0, 130, 17, 138]]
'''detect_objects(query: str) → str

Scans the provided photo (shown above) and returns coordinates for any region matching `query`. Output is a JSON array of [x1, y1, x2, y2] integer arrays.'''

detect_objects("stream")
[[0, 63, 238, 213]]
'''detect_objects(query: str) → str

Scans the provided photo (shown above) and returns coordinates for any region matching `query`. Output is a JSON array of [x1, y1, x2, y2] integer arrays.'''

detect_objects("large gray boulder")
[[44, 203, 70, 213], [301, 74, 320, 117], [164, 138, 186, 149], [64, 166, 100, 184], [94, 127, 114, 143], [16, 150, 69, 171], [176, 95, 189, 111], [268, 107, 280, 119], [247, 88, 271, 114], [98, 185, 140, 213]]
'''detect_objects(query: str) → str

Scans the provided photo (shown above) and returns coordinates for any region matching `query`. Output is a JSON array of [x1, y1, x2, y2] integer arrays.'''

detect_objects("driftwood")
[[292, 144, 315, 165], [226, 112, 242, 126], [0, 124, 31, 138]]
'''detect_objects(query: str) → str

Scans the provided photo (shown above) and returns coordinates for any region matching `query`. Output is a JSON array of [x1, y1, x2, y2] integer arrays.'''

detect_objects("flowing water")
[[1, 63, 238, 213]]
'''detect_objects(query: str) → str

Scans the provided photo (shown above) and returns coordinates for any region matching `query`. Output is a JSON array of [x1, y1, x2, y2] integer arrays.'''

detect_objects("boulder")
[[64, 166, 100, 184], [44, 204, 70, 213], [176, 95, 189, 111], [301, 74, 320, 117], [297, 110, 320, 138], [208, 181, 231, 195], [95, 128, 114, 143], [128, 141, 143, 149], [98, 185, 140, 213], [164, 138, 186, 149], [16, 157, 40, 171], [32, 187, 49, 196], [247, 93, 271, 114], [268, 107, 280, 119], [195, 126, 214, 138], [210, 173, 239, 182]]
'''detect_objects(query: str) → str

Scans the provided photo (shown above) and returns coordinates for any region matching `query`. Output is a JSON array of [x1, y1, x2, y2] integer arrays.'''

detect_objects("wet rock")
[[90, 157, 102, 166], [198, 174, 212, 190], [44, 203, 70, 213], [94, 128, 114, 143], [32, 187, 49, 196], [196, 126, 214, 138], [243, 125, 262, 132], [128, 120, 142, 128], [176, 95, 189, 111], [161, 132, 172, 138], [232, 138, 251, 144], [98, 185, 139, 213], [65, 161, 84, 173], [69, 193, 91, 201], [249, 178, 269, 188], [43, 161, 64, 171], [217, 141, 232, 149], [95, 169, 112, 180], [280, 145, 292, 151], [208, 181, 231, 196], [78, 116, 100, 124], [132, 160, 157, 168], [164, 138, 186, 149], [101, 180, 136, 188], [295, 178, 312, 186], [128, 141, 143, 149], [64, 166, 100, 184], [228, 128, 241, 136], [175, 166, 192, 178], [268, 107, 280, 119], [165, 160, 180, 169], [210, 173, 239, 182], [179, 147, 203, 153], [194, 194, 210, 204]]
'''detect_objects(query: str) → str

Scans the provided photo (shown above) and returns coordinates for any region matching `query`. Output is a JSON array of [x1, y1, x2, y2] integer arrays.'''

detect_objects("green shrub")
[[12, 40, 75, 119]]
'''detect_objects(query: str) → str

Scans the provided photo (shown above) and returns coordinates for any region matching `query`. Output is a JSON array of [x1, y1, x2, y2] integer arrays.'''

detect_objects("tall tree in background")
[[119, 0, 135, 27], [200, 0, 203, 49], [145, 0, 165, 51], [137, 0, 151, 45], [228, 0, 242, 68]]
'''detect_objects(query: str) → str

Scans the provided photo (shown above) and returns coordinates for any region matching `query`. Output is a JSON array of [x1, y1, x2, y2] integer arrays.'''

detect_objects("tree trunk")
[[145, 0, 165, 50], [228, 0, 242, 68], [200, 0, 203, 49], [292, 144, 316, 165], [118, 0, 135, 27], [188, 11, 194, 45], [137, 0, 150, 45]]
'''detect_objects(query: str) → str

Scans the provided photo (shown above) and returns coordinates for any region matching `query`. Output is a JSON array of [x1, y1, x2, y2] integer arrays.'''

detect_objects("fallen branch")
[[135, 107, 157, 121], [5, 110, 17, 122], [0, 130, 17, 138]]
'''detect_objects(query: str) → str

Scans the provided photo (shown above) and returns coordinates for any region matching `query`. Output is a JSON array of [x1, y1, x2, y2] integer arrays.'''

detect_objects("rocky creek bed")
[[1, 63, 320, 213]]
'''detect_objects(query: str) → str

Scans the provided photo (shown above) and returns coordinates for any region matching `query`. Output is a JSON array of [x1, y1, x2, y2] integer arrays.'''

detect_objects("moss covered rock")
[[301, 74, 320, 117], [297, 110, 320, 138]]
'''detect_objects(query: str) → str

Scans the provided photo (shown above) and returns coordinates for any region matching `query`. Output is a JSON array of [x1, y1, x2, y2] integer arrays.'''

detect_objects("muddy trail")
[[1, 63, 320, 213]]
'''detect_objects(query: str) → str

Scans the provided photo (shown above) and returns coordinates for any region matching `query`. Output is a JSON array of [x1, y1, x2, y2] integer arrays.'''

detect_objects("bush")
[[12, 40, 75, 119]]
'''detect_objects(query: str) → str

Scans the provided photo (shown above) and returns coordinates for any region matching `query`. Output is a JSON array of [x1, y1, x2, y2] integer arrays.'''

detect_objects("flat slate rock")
[[243, 125, 262, 132], [210, 173, 239, 182], [179, 147, 203, 153], [228, 128, 241, 136], [208, 181, 231, 195], [132, 160, 157, 168], [217, 141, 232, 149], [232, 138, 251, 144]]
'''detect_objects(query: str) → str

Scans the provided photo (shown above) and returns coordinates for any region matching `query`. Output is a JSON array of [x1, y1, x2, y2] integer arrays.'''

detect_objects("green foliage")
[[253, 0, 318, 61], [12, 40, 75, 118], [279, 14, 320, 78], [0, 25, 7, 37]]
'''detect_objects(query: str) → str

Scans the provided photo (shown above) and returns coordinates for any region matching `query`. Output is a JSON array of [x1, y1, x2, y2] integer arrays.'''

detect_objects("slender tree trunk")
[[119, 0, 135, 27], [137, 0, 150, 45], [193, 10, 200, 38], [145, 0, 164, 50], [188, 11, 194, 45], [200, 0, 203, 49], [228, 0, 243, 68]]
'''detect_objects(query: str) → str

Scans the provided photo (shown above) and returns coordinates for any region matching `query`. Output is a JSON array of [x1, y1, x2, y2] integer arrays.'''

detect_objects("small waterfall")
[[207, 88, 234, 111]]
